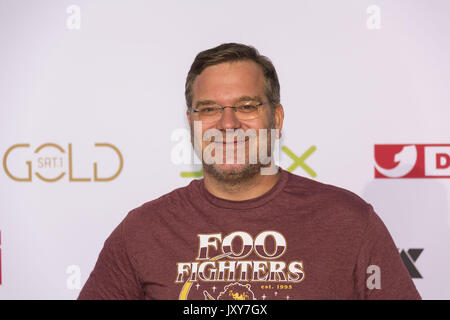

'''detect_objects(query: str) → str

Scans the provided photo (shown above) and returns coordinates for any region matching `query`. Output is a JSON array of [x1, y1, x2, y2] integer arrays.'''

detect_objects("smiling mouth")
[[213, 138, 249, 145]]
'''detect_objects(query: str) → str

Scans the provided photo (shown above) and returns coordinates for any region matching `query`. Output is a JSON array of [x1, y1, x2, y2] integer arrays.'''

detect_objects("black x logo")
[[400, 248, 423, 279]]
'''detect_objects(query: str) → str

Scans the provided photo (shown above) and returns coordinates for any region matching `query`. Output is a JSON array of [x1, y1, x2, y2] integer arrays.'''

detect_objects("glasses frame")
[[191, 101, 272, 121]]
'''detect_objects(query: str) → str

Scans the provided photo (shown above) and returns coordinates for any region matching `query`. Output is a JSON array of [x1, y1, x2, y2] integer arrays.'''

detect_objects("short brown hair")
[[185, 43, 280, 109]]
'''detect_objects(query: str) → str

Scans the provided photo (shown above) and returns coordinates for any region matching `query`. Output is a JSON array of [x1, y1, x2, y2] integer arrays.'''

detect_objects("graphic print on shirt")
[[176, 230, 305, 300]]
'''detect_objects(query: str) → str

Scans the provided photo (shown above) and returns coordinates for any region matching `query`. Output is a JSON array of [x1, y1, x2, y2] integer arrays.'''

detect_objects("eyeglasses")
[[192, 101, 271, 122]]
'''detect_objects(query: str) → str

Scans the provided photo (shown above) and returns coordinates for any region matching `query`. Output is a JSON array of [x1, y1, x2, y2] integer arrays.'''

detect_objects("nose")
[[215, 107, 241, 130]]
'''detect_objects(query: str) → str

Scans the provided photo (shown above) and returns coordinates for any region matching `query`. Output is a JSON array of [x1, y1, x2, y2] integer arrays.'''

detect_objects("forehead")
[[192, 60, 265, 103]]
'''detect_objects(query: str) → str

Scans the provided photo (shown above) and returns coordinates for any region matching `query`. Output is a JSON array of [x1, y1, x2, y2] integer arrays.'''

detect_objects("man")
[[78, 43, 420, 300]]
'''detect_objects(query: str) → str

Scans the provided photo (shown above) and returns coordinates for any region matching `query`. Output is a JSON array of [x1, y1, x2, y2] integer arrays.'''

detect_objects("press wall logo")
[[374, 144, 450, 178], [2, 143, 123, 182], [399, 248, 423, 279]]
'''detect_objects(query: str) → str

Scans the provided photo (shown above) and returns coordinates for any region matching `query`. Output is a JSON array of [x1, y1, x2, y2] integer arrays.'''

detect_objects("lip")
[[213, 138, 248, 145]]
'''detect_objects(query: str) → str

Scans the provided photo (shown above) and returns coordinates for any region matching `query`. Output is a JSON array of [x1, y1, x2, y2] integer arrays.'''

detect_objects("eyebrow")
[[195, 95, 262, 109]]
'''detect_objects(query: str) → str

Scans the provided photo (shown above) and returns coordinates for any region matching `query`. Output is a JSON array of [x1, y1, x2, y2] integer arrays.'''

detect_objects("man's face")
[[187, 60, 284, 183]]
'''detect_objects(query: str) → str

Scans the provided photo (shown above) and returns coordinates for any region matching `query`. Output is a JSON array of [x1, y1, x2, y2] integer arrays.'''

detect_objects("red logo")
[[374, 144, 450, 178]]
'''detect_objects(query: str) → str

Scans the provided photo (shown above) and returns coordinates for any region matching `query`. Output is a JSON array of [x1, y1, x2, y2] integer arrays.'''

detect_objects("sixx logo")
[[399, 248, 423, 279], [180, 145, 317, 178], [374, 144, 450, 178], [2, 143, 123, 182]]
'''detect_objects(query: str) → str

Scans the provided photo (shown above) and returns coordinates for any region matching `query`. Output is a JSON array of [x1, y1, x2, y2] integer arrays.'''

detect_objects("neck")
[[203, 167, 281, 201]]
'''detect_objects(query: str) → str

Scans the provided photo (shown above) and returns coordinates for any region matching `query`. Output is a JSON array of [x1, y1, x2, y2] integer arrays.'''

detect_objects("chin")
[[215, 163, 248, 172], [203, 162, 261, 184]]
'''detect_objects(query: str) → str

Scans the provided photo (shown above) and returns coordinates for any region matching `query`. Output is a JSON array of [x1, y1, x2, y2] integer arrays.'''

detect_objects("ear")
[[274, 103, 284, 138], [186, 108, 192, 126]]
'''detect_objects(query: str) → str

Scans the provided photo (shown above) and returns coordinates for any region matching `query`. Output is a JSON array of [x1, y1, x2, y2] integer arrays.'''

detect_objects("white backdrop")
[[1, 0, 449, 299]]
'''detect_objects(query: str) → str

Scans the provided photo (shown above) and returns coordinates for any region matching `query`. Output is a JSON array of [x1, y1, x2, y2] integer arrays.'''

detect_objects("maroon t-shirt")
[[78, 169, 421, 300]]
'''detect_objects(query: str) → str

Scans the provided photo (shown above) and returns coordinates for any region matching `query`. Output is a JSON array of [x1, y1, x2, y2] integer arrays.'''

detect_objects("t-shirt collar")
[[198, 167, 289, 210]]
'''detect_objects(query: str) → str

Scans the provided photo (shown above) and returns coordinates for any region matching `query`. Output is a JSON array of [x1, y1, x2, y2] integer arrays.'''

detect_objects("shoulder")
[[285, 170, 372, 210], [283, 170, 374, 227], [120, 179, 202, 230]]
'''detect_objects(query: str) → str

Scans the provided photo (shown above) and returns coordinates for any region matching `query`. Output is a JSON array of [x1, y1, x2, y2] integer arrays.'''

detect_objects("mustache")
[[202, 128, 270, 144]]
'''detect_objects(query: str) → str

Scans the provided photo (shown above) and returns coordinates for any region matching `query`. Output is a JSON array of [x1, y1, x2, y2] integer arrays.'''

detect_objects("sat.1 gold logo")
[[2, 143, 123, 182]]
